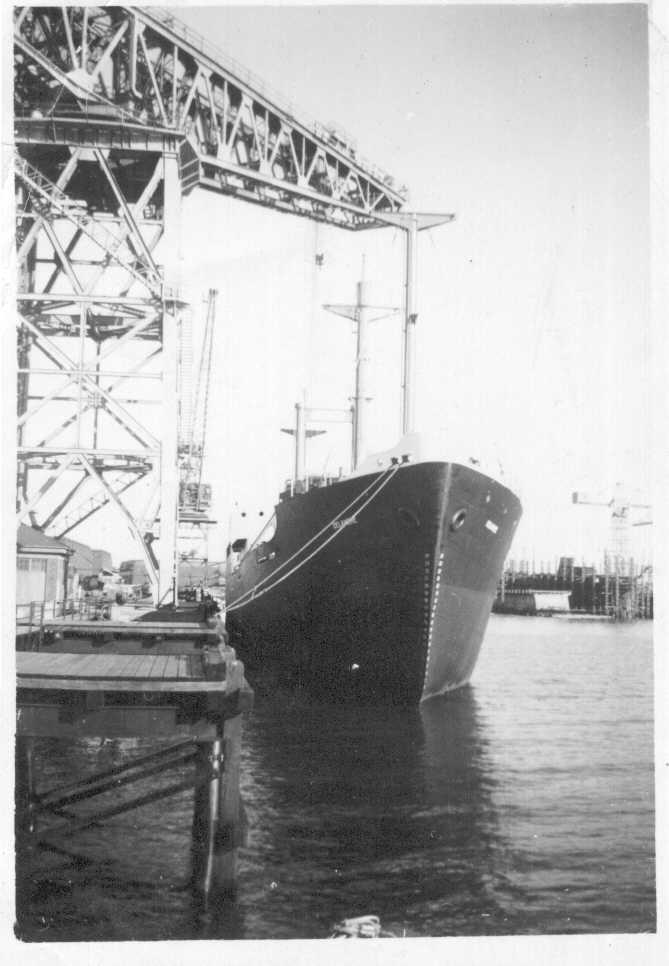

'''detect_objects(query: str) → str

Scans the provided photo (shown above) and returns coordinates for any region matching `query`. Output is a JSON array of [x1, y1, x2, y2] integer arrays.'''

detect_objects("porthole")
[[450, 508, 468, 531]]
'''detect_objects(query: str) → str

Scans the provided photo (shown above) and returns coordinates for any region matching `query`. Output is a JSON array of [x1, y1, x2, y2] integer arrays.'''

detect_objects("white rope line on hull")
[[227, 464, 402, 612], [227, 463, 399, 609]]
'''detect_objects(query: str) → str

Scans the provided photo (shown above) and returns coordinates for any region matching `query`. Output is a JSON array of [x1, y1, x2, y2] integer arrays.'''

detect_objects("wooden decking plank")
[[158, 655, 174, 679], [17, 674, 228, 693], [114, 653, 145, 676], [122, 655, 159, 679], [139, 654, 159, 679], [177, 654, 194, 681], [163, 655, 183, 679], [122, 654, 151, 678], [15, 652, 235, 693], [61, 653, 98, 676], [188, 654, 201, 680], [154, 654, 172, 680]]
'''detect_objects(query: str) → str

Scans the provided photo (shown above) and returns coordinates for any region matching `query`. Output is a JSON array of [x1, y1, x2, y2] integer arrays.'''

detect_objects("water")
[[15, 615, 655, 941]]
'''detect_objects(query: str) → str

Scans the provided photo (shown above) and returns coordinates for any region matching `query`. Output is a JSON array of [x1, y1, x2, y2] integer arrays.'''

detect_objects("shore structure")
[[16, 611, 253, 902], [495, 556, 653, 619]]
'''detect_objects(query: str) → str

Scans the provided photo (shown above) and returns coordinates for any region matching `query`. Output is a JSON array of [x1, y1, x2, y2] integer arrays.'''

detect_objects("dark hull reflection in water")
[[237, 688, 502, 939], [15, 690, 501, 941], [15, 617, 655, 940]]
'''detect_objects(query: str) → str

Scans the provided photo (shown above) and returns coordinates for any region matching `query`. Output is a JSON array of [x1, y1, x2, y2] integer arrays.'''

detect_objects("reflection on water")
[[16, 688, 506, 940], [15, 617, 655, 940], [234, 686, 506, 938]]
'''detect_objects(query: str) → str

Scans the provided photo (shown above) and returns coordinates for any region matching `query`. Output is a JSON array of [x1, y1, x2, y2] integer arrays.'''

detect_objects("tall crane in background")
[[176, 288, 218, 568], [572, 485, 652, 572]]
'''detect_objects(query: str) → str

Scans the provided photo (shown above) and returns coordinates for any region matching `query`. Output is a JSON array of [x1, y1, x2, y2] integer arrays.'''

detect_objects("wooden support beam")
[[15, 737, 36, 835], [44, 619, 218, 638], [191, 720, 243, 902], [218, 711, 243, 894], [15, 623, 253, 899]]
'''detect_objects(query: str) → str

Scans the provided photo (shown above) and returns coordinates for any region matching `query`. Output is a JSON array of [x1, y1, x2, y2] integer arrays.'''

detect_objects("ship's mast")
[[324, 270, 398, 470], [402, 216, 418, 436], [373, 212, 455, 436], [353, 276, 370, 469], [295, 400, 306, 483], [281, 397, 327, 490]]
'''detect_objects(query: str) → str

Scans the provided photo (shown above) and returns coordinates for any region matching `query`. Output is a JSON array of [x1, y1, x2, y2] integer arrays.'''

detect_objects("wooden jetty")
[[15, 615, 253, 903], [26, 618, 221, 653]]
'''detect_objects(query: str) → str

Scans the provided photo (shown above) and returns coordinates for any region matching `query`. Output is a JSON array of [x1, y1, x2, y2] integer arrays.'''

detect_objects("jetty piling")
[[15, 616, 253, 902]]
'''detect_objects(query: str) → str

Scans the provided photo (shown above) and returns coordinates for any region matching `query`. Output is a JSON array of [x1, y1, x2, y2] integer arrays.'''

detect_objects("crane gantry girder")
[[14, 4, 408, 227]]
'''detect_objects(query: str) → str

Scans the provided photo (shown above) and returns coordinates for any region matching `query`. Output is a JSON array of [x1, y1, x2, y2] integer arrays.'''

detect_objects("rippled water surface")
[[15, 615, 655, 940]]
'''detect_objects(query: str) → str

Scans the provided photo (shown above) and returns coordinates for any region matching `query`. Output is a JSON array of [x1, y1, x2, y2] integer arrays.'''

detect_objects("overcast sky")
[[169, 2, 651, 567], [18, 2, 650, 568]]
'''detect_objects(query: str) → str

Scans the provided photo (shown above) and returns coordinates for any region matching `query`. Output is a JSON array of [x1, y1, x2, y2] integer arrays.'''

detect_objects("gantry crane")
[[14, 5, 451, 604]]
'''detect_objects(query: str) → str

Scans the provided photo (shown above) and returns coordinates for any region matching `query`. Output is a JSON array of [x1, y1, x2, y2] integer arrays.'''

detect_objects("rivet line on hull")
[[422, 550, 445, 694], [421, 553, 432, 693]]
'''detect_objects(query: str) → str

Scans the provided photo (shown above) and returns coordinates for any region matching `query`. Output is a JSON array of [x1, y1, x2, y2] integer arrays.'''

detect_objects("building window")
[[16, 556, 47, 605]]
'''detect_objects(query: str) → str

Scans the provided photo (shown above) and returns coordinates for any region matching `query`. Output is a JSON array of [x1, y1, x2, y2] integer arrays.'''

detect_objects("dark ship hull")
[[225, 452, 521, 704]]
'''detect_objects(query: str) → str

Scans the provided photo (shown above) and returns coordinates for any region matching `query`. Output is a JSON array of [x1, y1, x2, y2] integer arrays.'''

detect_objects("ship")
[[225, 247, 522, 704], [226, 435, 520, 703]]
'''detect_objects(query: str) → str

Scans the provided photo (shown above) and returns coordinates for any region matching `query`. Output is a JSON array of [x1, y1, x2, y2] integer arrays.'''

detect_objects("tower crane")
[[174, 289, 218, 577], [179, 288, 217, 519], [572, 485, 652, 570]]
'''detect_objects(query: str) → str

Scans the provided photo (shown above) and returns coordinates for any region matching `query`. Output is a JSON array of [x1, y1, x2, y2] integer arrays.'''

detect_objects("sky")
[[170, 1, 652, 568], [12, 2, 653, 569]]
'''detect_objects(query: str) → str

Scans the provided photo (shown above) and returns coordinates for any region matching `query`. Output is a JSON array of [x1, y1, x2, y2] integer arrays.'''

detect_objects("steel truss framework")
[[14, 5, 407, 225], [14, 5, 408, 603], [15, 143, 180, 601]]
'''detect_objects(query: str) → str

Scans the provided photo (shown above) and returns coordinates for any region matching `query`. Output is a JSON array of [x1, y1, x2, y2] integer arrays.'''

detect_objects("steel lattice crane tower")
[[572, 486, 652, 573], [174, 288, 217, 569], [13, 5, 450, 604]]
